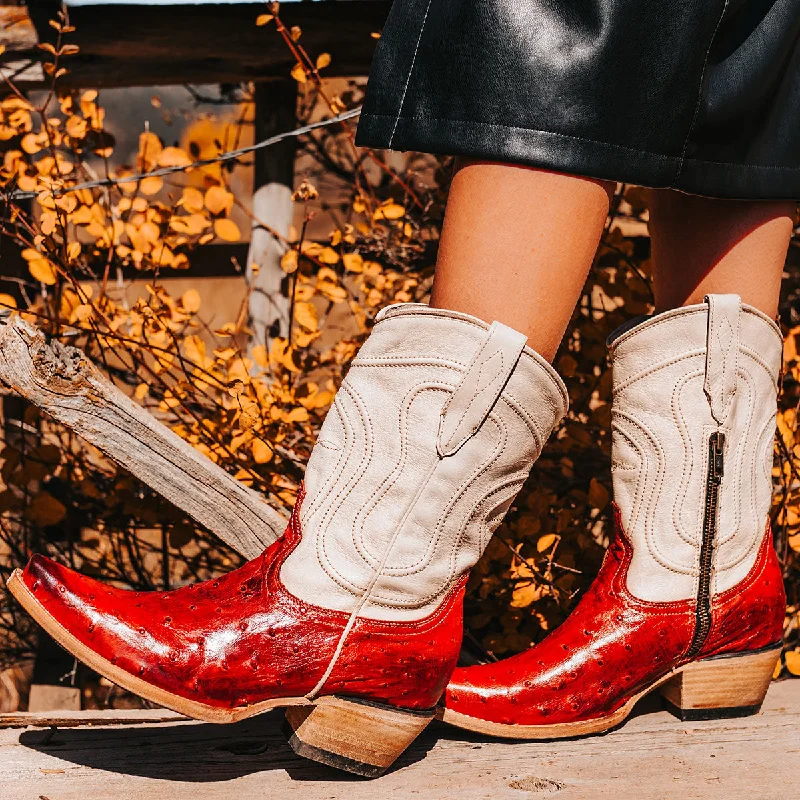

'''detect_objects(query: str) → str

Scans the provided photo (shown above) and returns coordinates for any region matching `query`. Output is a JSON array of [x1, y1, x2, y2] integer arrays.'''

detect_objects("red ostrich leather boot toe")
[[444, 296, 786, 738], [8, 303, 568, 775], [15, 490, 464, 717]]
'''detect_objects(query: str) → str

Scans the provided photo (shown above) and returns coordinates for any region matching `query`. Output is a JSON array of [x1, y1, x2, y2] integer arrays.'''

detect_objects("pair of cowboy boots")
[[8, 295, 785, 776]]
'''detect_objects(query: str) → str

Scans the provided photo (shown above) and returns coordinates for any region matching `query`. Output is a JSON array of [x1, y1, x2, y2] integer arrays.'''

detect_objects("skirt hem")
[[355, 112, 800, 201]]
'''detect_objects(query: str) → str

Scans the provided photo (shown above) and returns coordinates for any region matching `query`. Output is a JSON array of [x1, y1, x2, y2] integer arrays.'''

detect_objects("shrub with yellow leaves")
[[0, 7, 439, 677]]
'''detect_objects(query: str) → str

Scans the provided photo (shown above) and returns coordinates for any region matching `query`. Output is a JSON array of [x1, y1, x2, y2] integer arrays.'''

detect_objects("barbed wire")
[[0, 106, 362, 202]]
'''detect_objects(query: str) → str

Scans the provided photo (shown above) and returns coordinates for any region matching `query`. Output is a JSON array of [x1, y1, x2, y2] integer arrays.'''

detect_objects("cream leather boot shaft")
[[281, 303, 569, 621], [609, 294, 783, 604]]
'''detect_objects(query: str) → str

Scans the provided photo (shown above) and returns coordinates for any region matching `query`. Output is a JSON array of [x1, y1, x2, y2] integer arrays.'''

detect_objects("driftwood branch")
[[0, 316, 286, 559]]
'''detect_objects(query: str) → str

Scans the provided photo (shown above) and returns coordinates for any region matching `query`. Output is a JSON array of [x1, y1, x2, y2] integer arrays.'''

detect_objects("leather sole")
[[440, 643, 782, 739]]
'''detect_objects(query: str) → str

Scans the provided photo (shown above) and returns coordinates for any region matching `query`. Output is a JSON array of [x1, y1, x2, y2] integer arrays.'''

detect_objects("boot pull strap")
[[437, 321, 527, 457], [704, 294, 741, 425]]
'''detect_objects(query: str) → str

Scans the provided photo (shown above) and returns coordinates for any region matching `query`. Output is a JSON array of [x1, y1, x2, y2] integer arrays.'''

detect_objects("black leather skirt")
[[355, 0, 800, 199]]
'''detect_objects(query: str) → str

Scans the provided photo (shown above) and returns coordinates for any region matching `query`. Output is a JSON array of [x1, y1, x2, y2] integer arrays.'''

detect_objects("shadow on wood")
[[17, 707, 437, 782], [2, 681, 798, 798]]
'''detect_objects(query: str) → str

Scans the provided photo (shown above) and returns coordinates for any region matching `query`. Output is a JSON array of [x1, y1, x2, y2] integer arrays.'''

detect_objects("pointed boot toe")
[[11, 553, 144, 664], [10, 542, 299, 722], [8, 518, 352, 722]]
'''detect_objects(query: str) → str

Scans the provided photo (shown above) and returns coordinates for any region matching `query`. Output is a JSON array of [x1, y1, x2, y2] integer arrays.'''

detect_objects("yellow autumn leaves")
[[0, 89, 247, 287], [776, 327, 800, 561], [786, 650, 800, 677], [66, 170, 421, 497], [110, 282, 325, 479], [505, 479, 609, 611], [21, 249, 58, 285]]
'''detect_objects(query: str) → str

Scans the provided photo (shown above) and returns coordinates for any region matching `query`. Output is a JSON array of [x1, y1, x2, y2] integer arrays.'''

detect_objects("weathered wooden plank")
[[0, 708, 184, 727], [1, 1, 389, 88], [27, 685, 81, 713], [0, 315, 286, 559], [0, 661, 31, 713], [0, 59, 44, 82], [247, 80, 297, 346], [0, 680, 796, 800]]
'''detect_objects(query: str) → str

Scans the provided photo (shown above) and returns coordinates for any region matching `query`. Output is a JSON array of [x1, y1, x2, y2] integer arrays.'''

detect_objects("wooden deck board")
[[2, 1, 391, 87], [1, 680, 797, 800]]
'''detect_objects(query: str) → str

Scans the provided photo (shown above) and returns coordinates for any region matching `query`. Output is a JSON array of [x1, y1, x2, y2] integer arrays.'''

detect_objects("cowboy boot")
[[443, 295, 785, 737], [7, 303, 567, 775]]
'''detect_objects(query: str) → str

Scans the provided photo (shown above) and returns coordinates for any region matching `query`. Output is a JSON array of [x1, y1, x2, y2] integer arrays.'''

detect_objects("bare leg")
[[432, 160, 615, 361], [647, 190, 794, 318]]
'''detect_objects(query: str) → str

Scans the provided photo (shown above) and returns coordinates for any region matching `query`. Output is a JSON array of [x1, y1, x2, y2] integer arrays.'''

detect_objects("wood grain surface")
[[1, 679, 797, 800]]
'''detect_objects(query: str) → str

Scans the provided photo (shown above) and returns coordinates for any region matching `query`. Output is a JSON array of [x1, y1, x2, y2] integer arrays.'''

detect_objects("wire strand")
[[1, 106, 362, 202]]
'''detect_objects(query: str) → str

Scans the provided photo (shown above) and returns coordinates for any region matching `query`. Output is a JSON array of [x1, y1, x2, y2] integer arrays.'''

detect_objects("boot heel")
[[659, 645, 781, 721], [284, 696, 434, 777]]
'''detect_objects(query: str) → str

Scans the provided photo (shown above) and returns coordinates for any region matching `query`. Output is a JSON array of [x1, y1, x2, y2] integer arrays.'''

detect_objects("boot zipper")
[[686, 431, 725, 659]]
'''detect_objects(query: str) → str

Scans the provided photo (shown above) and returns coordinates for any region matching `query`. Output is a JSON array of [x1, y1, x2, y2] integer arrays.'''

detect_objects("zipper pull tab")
[[711, 431, 725, 483]]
